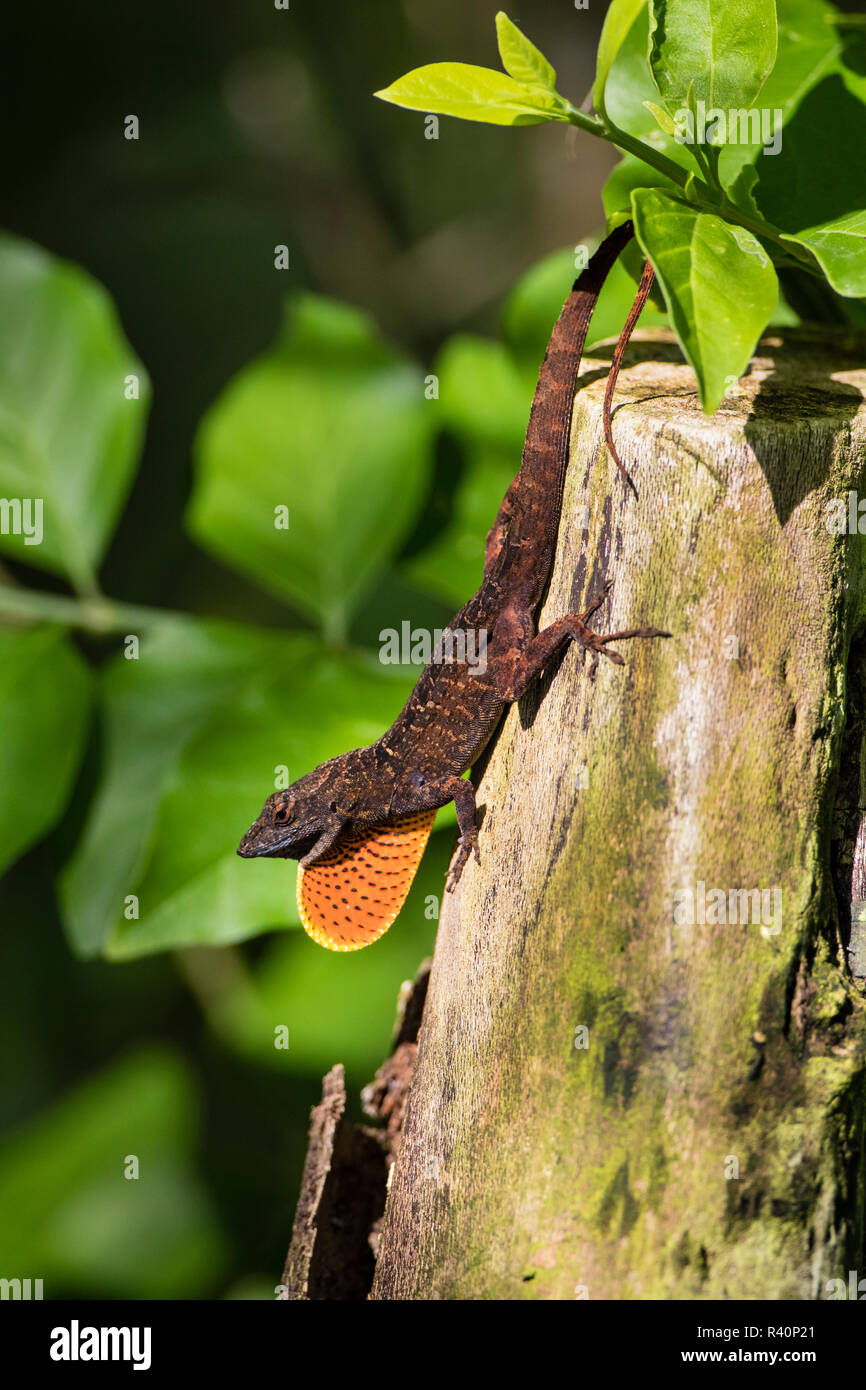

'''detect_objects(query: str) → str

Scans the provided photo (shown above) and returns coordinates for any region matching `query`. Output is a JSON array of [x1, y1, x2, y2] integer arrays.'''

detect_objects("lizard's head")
[[236, 767, 336, 861]]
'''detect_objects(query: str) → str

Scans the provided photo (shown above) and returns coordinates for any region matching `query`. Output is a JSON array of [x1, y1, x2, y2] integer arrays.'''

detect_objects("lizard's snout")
[[237, 823, 263, 857]]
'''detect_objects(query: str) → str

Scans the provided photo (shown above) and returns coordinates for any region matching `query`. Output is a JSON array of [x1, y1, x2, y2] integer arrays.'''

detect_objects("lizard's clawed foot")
[[446, 829, 481, 892], [573, 582, 670, 666]]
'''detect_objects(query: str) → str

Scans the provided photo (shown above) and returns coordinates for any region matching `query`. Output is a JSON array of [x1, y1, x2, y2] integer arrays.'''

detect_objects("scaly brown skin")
[[238, 221, 669, 889]]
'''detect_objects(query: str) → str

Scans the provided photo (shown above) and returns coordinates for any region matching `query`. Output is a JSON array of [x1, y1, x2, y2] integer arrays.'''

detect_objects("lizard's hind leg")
[[492, 581, 669, 703]]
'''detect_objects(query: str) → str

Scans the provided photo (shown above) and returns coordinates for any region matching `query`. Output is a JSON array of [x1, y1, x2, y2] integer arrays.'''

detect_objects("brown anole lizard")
[[238, 221, 668, 949]]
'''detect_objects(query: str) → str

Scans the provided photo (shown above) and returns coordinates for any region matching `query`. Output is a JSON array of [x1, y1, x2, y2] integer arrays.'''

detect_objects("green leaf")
[[402, 335, 526, 605], [631, 188, 778, 412], [61, 617, 425, 960], [61, 617, 263, 958], [717, 0, 843, 189], [603, 152, 680, 296], [782, 210, 866, 297], [429, 333, 529, 450], [0, 234, 149, 592], [648, 0, 778, 114], [744, 72, 866, 269], [374, 62, 565, 126], [603, 153, 679, 222], [0, 1049, 226, 1297], [495, 11, 556, 90], [728, 163, 762, 218], [593, 0, 648, 113], [503, 247, 588, 370], [643, 99, 677, 135], [502, 244, 668, 374], [601, 4, 694, 169], [404, 244, 671, 608], [404, 445, 517, 609], [188, 296, 433, 642], [0, 626, 91, 877]]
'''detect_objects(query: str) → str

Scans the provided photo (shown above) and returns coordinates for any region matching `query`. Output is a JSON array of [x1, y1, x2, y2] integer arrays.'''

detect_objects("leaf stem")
[[0, 585, 182, 633], [570, 110, 818, 270]]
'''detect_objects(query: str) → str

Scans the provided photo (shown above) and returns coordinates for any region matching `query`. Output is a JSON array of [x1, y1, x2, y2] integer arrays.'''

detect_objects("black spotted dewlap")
[[296, 809, 437, 951]]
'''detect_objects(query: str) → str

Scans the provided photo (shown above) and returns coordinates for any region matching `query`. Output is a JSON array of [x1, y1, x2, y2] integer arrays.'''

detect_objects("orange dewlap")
[[296, 809, 437, 952]]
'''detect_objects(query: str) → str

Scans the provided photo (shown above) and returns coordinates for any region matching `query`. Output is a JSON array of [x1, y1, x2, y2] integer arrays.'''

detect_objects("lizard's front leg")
[[492, 581, 669, 704], [417, 774, 481, 892], [299, 811, 350, 867]]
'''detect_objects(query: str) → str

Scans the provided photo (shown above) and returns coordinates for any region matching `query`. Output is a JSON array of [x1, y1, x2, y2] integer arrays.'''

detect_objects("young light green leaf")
[[648, 0, 778, 115], [593, 0, 648, 114], [374, 62, 564, 126], [782, 210, 866, 297], [643, 99, 677, 135], [0, 235, 149, 592], [188, 295, 433, 642], [631, 188, 778, 412], [495, 11, 556, 90], [0, 626, 91, 877]]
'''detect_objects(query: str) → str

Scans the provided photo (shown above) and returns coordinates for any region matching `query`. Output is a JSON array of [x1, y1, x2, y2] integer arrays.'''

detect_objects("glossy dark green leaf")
[[0, 625, 91, 877], [714, 0, 866, 288], [188, 296, 433, 642], [0, 235, 149, 591], [717, 0, 843, 189], [60, 617, 418, 959], [602, 5, 696, 169], [744, 63, 866, 289]]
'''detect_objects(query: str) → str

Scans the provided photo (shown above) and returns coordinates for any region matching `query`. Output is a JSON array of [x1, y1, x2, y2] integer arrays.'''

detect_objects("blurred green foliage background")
[[7, 0, 854, 1299]]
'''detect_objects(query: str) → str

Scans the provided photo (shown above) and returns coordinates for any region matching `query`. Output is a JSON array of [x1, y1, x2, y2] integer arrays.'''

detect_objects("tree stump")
[[370, 328, 866, 1301]]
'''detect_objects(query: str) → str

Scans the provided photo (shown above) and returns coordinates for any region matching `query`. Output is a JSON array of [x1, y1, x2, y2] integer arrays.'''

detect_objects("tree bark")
[[370, 327, 866, 1301]]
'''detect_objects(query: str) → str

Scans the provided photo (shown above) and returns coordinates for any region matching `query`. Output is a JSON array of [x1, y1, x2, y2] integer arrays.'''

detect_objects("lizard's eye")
[[273, 805, 292, 824]]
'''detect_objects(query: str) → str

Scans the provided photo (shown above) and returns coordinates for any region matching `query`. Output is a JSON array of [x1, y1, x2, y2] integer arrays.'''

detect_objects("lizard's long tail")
[[485, 219, 634, 599]]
